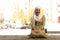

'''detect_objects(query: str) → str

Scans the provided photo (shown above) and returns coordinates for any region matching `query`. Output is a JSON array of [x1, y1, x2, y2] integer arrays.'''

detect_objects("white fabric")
[[34, 14, 42, 21], [30, 13, 43, 27]]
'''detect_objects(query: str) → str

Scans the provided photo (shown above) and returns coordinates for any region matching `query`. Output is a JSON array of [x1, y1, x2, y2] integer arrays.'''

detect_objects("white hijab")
[[30, 13, 43, 27]]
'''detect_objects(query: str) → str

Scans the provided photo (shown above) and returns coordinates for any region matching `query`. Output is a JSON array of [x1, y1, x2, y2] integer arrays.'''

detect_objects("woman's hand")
[[34, 29, 41, 33]]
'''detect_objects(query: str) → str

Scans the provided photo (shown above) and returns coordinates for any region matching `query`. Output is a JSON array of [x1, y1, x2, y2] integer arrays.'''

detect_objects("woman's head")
[[34, 6, 40, 16]]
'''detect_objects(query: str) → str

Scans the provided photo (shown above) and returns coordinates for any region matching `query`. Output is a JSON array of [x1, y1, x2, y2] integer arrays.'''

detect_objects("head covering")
[[30, 6, 43, 27]]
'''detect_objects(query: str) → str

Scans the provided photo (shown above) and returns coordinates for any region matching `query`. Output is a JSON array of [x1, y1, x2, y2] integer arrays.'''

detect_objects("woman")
[[29, 6, 47, 38]]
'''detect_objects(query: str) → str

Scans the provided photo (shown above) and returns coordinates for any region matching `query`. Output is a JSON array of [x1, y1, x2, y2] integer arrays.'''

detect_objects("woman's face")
[[35, 8, 40, 16]]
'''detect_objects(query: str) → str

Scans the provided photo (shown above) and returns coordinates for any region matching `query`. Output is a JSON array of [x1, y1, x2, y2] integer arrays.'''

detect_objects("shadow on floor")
[[0, 35, 59, 40]]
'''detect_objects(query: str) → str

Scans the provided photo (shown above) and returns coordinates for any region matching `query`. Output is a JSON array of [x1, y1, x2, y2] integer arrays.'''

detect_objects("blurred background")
[[0, 0, 60, 31]]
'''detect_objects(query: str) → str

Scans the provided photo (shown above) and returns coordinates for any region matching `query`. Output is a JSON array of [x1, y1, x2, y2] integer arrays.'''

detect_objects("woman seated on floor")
[[29, 6, 47, 38]]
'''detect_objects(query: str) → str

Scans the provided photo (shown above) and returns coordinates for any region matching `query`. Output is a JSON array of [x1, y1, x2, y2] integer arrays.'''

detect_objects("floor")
[[0, 31, 60, 40], [0, 35, 60, 40]]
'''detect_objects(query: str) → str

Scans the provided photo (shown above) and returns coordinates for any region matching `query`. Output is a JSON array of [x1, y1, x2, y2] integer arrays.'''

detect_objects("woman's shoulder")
[[42, 15, 45, 18]]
